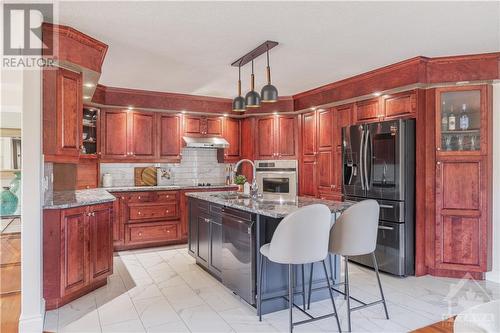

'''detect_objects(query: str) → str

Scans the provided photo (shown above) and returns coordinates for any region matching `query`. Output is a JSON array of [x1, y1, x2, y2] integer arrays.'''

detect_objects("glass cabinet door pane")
[[439, 90, 481, 152]]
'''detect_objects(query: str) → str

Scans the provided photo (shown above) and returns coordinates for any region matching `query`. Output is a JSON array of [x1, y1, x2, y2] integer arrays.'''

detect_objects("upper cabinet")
[[255, 115, 297, 160], [157, 114, 182, 161], [100, 110, 156, 161], [43, 68, 82, 162], [355, 98, 381, 123], [435, 85, 488, 155], [184, 116, 223, 136], [222, 117, 241, 162], [383, 91, 417, 120]]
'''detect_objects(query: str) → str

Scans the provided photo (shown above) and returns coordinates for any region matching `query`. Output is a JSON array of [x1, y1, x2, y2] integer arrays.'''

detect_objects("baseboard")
[[486, 270, 500, 283], [18, 299, 45, 333]]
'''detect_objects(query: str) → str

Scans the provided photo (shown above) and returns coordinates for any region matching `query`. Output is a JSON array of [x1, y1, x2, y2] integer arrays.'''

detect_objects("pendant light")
[[261, 46, 278, 103], [245, 60, 261, 108], [232, 63, 246, 111]]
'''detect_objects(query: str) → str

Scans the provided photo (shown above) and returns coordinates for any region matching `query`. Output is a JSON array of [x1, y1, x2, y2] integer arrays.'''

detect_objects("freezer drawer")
[[350, 221, 409, 276]]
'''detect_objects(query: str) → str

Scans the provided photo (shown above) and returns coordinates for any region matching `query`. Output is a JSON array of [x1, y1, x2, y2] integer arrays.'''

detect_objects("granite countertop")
[[44, 188, 116, 210], [185, 191, 352, 218], [102, 184, 238, 192]]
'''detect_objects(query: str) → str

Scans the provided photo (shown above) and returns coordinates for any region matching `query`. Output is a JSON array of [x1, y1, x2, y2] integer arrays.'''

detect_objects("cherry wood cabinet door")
[[333, 104, 353, 194], [60, 206, 89, 296], [158, 114, 181, 160], [223, 117, 240, 161], [355, 98, 381, 123], [276, 115, 297, 158], [130, 112, 156, 158], [435, 158, 488, 272], [383, 91, 416, 119], [206, 117, 223, 136], [56, 68, 82, 157], [316, 109, 334, 193], [301, 111, 317, 157], [184, 116, 203, 135], [301, 159, 317, 197], [256, 116, 275, 159], [89, 204, 113, 281], [101, 110, 129, 159]]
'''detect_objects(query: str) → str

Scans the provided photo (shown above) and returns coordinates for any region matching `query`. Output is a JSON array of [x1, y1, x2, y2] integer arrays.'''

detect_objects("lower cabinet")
[[188, 198, 223, 278], [43, 202, 113, 310]]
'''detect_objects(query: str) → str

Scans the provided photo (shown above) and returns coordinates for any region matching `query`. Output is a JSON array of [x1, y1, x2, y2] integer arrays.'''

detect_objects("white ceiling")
[[57, 1, 500, 98]]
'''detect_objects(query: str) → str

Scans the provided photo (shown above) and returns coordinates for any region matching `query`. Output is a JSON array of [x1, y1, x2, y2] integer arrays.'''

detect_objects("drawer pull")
[[138, 196, 141, 199], [138, 232, 143, 236], [379, 204, 394, 209], [378, 226, 394, 231], [166, 210, 169, 213], [138, 211, 142, 215]]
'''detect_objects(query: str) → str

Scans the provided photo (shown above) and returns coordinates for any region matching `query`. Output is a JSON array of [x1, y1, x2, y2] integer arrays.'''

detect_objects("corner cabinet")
[[43, 202, 113, 310], [433, 85, 492, 277], [221, 117, 241, 162]]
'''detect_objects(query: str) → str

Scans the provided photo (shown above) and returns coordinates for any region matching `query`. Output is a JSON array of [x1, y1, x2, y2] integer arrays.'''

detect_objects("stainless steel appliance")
[[182, 136, 229, 148], [221, 207, 256, 305], [255, 160, 298, 200], [342, 119, 415, 276]]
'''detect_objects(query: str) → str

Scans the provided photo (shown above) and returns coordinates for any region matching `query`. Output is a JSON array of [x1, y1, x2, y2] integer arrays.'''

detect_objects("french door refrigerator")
[[342, 119, 415, 276]]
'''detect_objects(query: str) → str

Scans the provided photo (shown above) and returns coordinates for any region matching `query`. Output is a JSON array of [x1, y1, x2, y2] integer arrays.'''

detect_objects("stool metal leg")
[[288, 264, 294, 333], [322, 260, 342, 333], [301, 264, 306, 311], [307, 262, 313, 309], [345, 255, 351, 332], [372, 252, 389, 319], [258, 254, 264, 321]]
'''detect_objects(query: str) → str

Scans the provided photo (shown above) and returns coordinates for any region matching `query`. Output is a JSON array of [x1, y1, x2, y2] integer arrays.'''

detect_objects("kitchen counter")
[[44, 188, 116, 209], [185, 191, 351, 218], [102, 184, 238, 192]]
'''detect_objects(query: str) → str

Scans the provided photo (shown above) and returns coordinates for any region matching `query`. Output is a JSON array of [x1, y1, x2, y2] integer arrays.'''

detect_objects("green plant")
[[234, 175, 247, 185]]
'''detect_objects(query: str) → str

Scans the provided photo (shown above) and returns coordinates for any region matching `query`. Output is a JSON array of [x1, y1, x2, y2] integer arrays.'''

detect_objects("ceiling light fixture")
[[84, 83, 95, 88], [373, 92, 382, 97], [261, 45, 278, 103], [83, 95, 90, 99], [245, 60, 261, 108], [232, 62, 246, 112]]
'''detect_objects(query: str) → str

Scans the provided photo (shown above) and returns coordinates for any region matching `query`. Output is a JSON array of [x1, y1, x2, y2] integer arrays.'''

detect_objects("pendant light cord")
[[266, 45, 271, 84]]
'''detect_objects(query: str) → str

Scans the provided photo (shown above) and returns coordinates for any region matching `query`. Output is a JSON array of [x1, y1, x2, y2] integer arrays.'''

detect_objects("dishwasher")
[[221, 207, 256, 305]]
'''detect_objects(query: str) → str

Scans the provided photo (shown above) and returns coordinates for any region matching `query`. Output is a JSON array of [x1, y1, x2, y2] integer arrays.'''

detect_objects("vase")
[[9, 171, 21, 196], [1, 187, 18, 216]]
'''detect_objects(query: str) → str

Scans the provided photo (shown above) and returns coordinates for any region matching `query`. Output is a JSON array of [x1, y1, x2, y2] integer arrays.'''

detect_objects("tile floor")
[[44, 245, 500, 333]]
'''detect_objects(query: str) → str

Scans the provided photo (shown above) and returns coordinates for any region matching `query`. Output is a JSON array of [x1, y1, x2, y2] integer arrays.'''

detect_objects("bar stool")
[[258, 204, 342, 333], [307, 200, 389, 332]]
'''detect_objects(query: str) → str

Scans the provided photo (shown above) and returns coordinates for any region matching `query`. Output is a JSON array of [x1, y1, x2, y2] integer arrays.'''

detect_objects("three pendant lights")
[[232, 46, 278, 112]]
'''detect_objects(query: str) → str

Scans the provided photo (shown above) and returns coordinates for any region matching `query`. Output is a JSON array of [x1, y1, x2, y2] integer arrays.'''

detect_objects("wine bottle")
[[441, 101, 448, 131], [448, 105, 456, 131], [459, 103, 469, 130]]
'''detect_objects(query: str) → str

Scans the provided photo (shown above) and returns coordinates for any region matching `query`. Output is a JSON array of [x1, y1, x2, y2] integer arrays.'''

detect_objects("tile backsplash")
[[100, 148, 232, 187]]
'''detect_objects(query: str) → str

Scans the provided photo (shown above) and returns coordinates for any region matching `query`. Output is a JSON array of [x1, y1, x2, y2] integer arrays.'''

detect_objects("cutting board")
[[134, 167, 157, 186]]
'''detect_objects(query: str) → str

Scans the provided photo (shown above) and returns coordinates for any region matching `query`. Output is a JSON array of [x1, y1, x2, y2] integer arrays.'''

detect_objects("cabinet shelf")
[[441, 129, 480, 135]]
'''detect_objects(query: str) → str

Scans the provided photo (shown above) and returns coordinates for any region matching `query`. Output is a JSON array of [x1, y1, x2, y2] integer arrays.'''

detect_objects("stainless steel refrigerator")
[[342, 119, 415, 276]]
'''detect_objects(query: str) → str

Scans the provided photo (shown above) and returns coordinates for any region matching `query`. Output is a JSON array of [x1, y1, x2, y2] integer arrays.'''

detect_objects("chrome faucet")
[[233, 159, 260, 199]]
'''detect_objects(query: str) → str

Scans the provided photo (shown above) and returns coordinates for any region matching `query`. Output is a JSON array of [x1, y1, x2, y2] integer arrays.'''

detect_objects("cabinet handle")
[[138, 232, 143, 236], [166, 210, 169, 213], [437, 161, 441, 165], [121, 196, 125, 200], [138, 211, 142, 215], [138, 196, 141, 199], [436, 147, 441, 151]]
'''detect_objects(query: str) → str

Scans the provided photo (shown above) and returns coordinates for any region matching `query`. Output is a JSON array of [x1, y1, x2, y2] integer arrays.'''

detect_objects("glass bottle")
[[448, 105, 456, 131], [459, 103, 469, 130], [441, 101, 448, 131]]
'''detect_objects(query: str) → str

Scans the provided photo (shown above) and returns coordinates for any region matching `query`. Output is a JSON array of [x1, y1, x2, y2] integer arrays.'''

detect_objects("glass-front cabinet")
[[436, 85, 487, 155], [81, 106, 99, 156]]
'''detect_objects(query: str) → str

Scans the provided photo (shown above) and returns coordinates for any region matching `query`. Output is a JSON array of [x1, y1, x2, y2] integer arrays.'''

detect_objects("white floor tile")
[[178, 304, 233, 333], [58, 309, 101, 333], [97, 293, 140, 327], [101, 318, 146, 333], [146, 320, 190, 333], [133, 296, 180, 328], [161, 283, 205, 311]]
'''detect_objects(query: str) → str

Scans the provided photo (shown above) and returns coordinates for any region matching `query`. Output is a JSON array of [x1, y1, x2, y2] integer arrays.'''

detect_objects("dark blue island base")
[[187, 196, 342, 315]]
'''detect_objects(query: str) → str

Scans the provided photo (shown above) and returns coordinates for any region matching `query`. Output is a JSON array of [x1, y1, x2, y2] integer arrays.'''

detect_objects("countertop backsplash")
[[100, 148, 231, 187]]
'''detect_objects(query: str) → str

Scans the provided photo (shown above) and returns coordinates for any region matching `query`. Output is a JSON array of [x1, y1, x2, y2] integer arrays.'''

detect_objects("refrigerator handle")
[[364, 129, 371, 191], [359, 128, 365, 190]]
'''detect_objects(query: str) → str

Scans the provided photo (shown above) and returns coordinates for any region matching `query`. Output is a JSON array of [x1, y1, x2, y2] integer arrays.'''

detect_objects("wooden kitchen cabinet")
[[432, 85, 492, 277], [383, 91, 417, 119], [44, 202, 113, 309], [222, 117, 241, 162], [157, 114, 182, 161], [184, 116, 223, 136], [256, 115, 297, 159], [355, 98, 382, 123], [43, 67, 82, 162], [76, 158, 99, 189], [332, 104, 353, 198], [100, 110, 156, 160]]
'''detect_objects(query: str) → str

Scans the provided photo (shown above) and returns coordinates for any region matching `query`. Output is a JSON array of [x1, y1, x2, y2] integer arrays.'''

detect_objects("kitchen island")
[[186, 191, 351, 315]]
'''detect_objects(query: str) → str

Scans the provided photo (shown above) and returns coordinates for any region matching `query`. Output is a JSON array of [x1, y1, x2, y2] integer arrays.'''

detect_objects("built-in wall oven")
[[255, 160, 298, 200]]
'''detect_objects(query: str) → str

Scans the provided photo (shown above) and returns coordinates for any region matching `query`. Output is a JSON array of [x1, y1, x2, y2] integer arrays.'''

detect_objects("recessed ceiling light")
[[181, 110, 186, 114], [223, 113, 228, 117], [127, 106, 134, 110], [84, 83, 95, 88], [373, 92, 382, 97], [83, 96, 90, 99], [310, 107, 316, 111], [273, 111, 278, 115]]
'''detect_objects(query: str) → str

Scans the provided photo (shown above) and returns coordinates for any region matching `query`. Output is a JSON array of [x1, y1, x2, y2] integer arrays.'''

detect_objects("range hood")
[[183, 136, 229, 149]]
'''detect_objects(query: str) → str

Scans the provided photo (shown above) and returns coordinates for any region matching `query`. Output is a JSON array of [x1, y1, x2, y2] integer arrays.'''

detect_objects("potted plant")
[[234, 175, 247, 192]]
